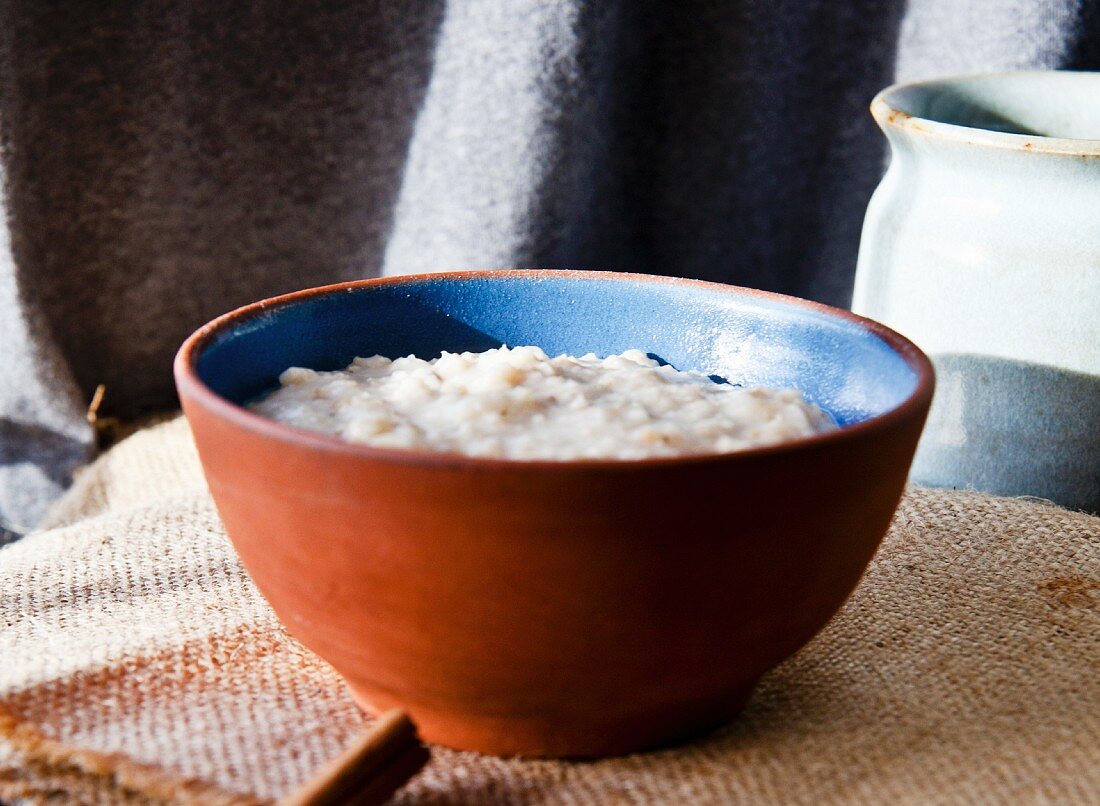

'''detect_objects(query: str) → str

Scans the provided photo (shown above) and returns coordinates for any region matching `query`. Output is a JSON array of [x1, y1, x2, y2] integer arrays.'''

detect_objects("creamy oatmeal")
[[250, 346, 835, 459]]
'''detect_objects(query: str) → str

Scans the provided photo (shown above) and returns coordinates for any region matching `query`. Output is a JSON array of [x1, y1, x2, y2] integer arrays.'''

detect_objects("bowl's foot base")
[[346, 681, 757, 758]]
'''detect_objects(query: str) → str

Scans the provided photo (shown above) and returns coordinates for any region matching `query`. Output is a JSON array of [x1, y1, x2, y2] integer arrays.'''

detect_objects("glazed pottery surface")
[[175, 270, 933, 757], [854, 71, 1100, 512]]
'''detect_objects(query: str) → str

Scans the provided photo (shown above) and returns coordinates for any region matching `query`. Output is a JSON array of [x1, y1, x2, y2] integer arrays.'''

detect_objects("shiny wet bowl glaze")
[[174, 270, 934, 757]]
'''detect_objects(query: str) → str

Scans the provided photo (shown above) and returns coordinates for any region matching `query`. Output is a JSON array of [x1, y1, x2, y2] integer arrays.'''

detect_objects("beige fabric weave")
[[1, 417, 1097, 804]]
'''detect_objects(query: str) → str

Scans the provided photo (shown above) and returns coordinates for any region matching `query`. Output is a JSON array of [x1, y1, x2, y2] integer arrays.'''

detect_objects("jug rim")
[[872, 70, 1100, 157]]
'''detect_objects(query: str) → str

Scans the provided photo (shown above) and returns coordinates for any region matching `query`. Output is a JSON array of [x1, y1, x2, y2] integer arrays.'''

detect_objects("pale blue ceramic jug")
[[854, 71, 1099, 513]]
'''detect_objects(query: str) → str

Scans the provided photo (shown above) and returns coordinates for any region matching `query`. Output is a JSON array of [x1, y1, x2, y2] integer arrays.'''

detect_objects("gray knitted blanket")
[[2, 0, 1098, 537]]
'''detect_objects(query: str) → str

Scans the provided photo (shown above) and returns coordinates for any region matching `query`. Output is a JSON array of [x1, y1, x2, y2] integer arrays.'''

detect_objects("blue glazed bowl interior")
[[196, 274, 918, 429]]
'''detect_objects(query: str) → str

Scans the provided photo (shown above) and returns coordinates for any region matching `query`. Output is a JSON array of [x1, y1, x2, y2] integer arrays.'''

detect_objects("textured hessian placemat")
[[1, 418, 1097, 804]]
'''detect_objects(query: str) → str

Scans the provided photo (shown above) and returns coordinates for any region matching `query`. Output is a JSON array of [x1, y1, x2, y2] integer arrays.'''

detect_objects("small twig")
[[86, 383, 106, 425], [86, 384, 123, 449]]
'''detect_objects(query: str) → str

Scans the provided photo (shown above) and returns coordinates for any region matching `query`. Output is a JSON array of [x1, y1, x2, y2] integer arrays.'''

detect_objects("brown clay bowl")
[[174, 270, 933, 757]]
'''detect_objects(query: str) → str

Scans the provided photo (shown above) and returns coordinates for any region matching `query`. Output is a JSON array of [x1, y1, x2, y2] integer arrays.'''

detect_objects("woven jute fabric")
[[1, 418, 1097, 804]]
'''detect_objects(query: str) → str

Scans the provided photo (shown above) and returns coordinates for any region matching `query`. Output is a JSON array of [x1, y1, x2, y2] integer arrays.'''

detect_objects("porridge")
[[250, 346, 835, 459]]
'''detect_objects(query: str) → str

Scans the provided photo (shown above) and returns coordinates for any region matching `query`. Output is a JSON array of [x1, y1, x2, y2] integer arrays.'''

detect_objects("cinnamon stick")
[[280, 710, 429, 806]]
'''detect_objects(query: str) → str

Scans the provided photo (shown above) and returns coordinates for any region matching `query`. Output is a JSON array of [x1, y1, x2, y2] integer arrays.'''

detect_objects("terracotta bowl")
[[174, 270, 933, 757]]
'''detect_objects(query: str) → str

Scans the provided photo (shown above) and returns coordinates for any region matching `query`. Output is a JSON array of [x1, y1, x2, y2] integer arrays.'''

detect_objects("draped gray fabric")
[[2, 0, 1098, 539]]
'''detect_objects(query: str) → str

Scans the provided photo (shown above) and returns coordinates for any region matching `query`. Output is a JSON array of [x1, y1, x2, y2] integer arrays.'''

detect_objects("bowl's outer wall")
[[178, 273, 931, 756]]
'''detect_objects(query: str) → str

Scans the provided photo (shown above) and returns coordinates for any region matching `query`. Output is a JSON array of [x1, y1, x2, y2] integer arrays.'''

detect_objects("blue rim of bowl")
[[173, 269, 935, 470]]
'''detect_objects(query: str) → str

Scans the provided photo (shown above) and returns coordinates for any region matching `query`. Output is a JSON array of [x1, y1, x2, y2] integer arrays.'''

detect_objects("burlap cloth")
[[1, 418, 1097, 804]]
